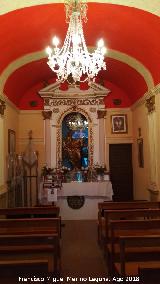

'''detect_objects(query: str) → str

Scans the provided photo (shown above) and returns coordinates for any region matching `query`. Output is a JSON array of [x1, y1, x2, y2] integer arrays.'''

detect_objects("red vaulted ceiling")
[[1, 3, 160, 109]]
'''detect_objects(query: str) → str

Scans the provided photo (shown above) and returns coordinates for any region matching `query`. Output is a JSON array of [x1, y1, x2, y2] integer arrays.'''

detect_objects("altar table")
[[57, 181, 113, 220]]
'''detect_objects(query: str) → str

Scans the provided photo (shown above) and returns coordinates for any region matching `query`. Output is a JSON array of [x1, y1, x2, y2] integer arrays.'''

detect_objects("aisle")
[[61, 220, 108, 280]]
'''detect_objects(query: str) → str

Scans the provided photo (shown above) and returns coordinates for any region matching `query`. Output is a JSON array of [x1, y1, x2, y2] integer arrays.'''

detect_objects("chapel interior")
[[0, 1, 160, 283]]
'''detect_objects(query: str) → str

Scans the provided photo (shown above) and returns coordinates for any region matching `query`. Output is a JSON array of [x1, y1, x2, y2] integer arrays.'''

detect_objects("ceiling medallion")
[[46, 0, 107, 84]]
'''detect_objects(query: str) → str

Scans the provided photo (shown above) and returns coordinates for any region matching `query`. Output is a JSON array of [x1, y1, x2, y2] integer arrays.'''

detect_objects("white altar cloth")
[[57, 181, 113, 220], [59, 181, 113, 199]]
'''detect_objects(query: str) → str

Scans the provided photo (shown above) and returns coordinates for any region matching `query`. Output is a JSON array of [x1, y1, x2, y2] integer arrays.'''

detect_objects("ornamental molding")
[[0, 98, 6, 115], [97, 109, 107, 119], [39, 81, 110, 98], [42, 110, 52, 120], [52, 108, 59, 113], [89, 107, 96, 113], [131, 83, 160, 111], [39, 81, 110, 109], [44, 97, 105, 107], [145, 95, 155, 114], [3, 94, 19, 114]]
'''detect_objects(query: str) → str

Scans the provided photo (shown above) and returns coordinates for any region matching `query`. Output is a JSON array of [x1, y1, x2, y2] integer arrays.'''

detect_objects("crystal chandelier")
[[66, 113, 88, 130], [46, 0, 107, 84]]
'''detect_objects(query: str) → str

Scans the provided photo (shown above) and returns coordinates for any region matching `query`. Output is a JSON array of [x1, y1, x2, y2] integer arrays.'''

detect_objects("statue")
[[62, 131, 83, 169]]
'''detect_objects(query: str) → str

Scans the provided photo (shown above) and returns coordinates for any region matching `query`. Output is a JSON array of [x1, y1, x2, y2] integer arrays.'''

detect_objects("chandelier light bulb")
[[52, 36, 60, 47], [45, 46, 52, 56], [46, 0, 107, 83], [97, 39, 104, 48], [101, 46, 107, 55]]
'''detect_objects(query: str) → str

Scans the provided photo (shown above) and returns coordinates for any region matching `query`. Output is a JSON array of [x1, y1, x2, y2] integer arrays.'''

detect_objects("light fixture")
[[66, 113, 88, 130], [46, 0, 107, 84]]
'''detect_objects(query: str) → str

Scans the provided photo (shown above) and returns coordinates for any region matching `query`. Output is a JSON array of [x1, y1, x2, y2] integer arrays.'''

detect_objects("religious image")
[[62, 112, 88, 170], [111, 114, 128, 134]]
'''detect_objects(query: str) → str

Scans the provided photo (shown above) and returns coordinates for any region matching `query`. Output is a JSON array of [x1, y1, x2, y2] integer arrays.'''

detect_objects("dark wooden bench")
[[138, 265, 160, 283], [0, 206, 60, 218], [115, 235, 160, 278], [0, 217, 61, 275], [98, 201, 160, 245], [103, 208, 160, 244], [0, 206, 62, 237], [108, 219, 160, 275]]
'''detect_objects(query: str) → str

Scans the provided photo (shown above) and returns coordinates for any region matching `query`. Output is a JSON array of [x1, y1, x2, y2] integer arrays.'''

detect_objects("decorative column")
[[42, 110, 52, 168], [145, 95, 159, 199], [97, 110, 107, 167]]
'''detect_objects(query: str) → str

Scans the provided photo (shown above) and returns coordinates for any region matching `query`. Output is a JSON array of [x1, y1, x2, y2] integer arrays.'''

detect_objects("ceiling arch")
[[3, 56, 148, 108], [0, 2, 159, 109], [1, 0, 159, 16], [0, 48, 153, 94]]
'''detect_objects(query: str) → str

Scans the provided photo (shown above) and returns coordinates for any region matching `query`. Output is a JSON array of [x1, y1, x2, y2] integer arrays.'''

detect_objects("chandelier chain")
[[64, 0, 88, 23]]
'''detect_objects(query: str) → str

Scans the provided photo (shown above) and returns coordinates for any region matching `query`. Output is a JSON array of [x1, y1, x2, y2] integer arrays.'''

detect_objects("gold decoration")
[[44, 98, 50, 106], [0, 99, 6, 115], [89, 107, 96, 113], [97, 110, 107, 119], [145, 95, 155, 113], [52, 108, 59, 113], [45, 98, 104, 107], [42, 110, 52, 120]]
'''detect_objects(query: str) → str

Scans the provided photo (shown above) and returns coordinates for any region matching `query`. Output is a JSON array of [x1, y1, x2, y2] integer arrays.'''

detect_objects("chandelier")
[[46, 0, 107, 84], [66, 113, 88, 130]]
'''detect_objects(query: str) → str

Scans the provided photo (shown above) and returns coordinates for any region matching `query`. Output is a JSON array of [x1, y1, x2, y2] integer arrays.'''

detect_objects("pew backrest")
[[104, 208, 160, 241], [98, 201, 160, 216], [0, 217, 61, 236], [119, 235, 160, 277], [0, 206, 60, 219]]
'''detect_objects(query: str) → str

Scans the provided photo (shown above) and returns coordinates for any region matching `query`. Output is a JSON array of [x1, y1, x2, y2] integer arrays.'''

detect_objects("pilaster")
[[42, 110, 52, 167]]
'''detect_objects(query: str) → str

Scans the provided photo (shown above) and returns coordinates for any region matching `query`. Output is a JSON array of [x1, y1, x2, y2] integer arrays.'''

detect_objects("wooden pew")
[[98, 201, 160, 245], [0, 206, 62, 237], [0, 233, 58, 274], [138, 265, 160, 283], [108, 219, 160, 275], [103, 208, 160, 244], [115, 235, 160, 278], [0, 206, 60, 218], [0, 217, 61, 275]]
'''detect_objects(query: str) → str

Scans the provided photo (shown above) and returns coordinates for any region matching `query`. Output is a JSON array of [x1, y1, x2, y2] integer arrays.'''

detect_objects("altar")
[[39, 80, 112, 220], [57, 181, 113, 220]]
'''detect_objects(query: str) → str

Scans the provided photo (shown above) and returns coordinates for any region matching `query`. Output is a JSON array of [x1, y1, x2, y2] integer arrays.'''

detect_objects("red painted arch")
[[1, 3, 159, 108]]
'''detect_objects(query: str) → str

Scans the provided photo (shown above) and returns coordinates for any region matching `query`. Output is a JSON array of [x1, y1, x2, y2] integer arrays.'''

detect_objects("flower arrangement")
[[62, 166, 71, 174], [94, 164, 106, 175], [41, 166, 53, 177]]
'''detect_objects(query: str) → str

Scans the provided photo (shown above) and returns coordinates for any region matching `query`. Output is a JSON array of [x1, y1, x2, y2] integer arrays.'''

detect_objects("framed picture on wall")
[[111, 114, 128, 134], [137, 138, 144, 168], [8, 129, 16, 154]]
